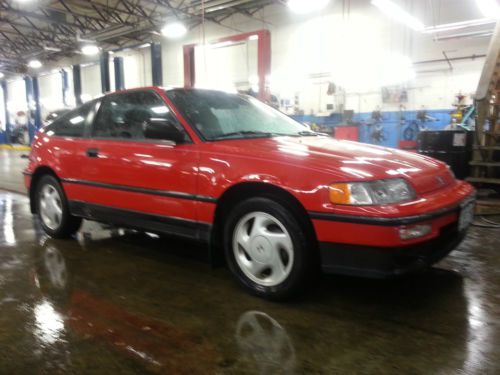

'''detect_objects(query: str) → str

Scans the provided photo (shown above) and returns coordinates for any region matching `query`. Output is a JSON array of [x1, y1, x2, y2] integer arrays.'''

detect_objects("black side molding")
[[69, 200, 211, 242], [62, 178, 217, 203]]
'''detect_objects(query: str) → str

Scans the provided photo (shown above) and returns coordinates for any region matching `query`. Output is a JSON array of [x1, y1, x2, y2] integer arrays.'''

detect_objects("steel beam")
[[61, 69, 69, 107], [73, 64, 82, 105], [100, 51, 111, 93], [0, 80, 8, 143], [32, 76, 42, 133], [24, 76, 36, 143], [151, 42, 163, 86], [113, 56, 125, 90]]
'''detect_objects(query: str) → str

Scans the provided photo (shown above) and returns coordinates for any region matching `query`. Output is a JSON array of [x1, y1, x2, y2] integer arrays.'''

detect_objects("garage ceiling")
[[0, 0, 276, 73]]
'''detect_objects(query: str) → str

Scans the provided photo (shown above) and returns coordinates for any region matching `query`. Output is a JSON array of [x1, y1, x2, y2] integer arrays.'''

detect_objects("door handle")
[[86, 148, 99, 158]]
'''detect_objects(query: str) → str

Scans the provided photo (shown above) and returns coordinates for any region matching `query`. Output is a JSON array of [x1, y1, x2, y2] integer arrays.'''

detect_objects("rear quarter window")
[[47, 102, 94, 137]]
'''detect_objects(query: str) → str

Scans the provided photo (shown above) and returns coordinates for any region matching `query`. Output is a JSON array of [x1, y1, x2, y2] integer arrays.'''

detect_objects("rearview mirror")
[[144, 119, 185, 143]]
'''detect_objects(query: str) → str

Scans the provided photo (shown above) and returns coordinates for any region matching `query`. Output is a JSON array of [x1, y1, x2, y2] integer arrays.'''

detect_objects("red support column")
[[183, 44, 196, 88], [183, 30, 271, 101], [257, 30, 271, 102]]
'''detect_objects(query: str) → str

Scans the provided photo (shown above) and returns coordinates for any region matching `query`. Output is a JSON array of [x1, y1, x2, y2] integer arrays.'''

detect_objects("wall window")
[[92, 91, 188, 142]]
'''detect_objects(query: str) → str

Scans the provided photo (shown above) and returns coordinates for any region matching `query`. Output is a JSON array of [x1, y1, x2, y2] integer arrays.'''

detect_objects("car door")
[[69, 90, 204, 239]]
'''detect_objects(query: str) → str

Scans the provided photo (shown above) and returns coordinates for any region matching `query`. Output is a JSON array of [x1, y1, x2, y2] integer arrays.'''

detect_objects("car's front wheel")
[[224, 197, 315, 300], [36, 175, 82, 238]]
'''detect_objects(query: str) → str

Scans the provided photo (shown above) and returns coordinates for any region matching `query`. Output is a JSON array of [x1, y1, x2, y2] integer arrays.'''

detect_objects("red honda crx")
[[24, 87, 475, 299]]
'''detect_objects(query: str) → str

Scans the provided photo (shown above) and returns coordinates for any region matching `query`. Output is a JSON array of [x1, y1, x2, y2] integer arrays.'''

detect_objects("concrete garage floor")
[[0, 150, 499, 374]]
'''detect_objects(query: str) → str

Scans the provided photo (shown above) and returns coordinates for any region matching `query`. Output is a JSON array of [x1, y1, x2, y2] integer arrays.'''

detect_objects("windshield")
[[165, 89, 314, 141]]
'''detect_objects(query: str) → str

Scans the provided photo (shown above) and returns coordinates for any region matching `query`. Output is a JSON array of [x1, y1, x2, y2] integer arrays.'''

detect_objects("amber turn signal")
[[329, 183, 351, 204]]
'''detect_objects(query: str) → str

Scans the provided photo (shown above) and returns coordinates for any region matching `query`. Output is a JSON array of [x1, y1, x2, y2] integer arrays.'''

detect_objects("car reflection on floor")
[[1, 191, 499, 374], [34, 236, 220, 374], [33, 227, 299, 374]]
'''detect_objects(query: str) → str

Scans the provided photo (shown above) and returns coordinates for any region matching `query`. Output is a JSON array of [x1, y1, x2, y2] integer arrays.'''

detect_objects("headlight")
[[329, 178, 416, 205]]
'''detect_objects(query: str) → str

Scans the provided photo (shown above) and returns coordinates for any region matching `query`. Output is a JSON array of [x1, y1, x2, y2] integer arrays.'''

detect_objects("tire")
[[223, 197, 315, 300], [36, 175, 82, 238]]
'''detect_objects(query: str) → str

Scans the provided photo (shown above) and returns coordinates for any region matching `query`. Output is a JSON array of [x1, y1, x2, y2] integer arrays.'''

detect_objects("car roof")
[[102, 86, 224, 97]]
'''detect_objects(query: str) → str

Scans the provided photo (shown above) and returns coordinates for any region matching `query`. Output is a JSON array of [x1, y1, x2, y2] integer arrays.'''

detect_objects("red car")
[[24, 87, 475, 299]]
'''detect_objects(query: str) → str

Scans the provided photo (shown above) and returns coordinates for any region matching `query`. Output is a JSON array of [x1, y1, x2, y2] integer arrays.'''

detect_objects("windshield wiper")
[[212, 131, 280, 140], [298, 131, 318, 136], [297, 130, 321, 136]]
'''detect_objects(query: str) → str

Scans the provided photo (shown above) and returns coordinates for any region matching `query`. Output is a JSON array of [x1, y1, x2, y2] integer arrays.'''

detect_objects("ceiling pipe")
[[413, 54, 486, 65], [434, 30, 493, 41]]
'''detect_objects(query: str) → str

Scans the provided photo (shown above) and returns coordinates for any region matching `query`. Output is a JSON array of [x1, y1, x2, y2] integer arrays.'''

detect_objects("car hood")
[[208, 136, 454, 194]]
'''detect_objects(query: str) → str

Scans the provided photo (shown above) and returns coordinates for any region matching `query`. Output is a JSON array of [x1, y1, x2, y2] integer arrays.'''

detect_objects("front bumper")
[[313, 192, 475, 278], [319, 222, 466, 278]]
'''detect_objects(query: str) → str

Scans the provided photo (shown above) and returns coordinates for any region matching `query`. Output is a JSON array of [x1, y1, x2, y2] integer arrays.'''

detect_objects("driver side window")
[[92, 91, 189, 142]]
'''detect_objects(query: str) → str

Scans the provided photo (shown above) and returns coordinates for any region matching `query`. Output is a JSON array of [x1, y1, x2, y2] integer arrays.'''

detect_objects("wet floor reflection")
[[1, 192, 499, 374], [236, 311, 296, 373]]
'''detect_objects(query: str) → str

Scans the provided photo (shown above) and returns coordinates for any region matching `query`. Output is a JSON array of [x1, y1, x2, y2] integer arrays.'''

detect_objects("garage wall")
[[1, 1, 489, 119], [6, 79, 27, 119], [160, 2, 488, 114], [81, 63, 101, 102], [115, 47, 152, 89], [194, 40, 258, 91], [39, 72, 64, 117]]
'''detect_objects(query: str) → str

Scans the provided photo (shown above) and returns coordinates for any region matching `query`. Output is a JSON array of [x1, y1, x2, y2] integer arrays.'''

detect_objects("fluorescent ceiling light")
[[423, 18, 495, 33], [161, 22, 187, 38], [151, 106, 169, 114], [81, 45, 99, 55], [371, 0, 425, 31], [69, 115, 84, 125], [28, 60, 42, 69], [210, 41, 234, 49], [476, 0, 500, 18], [287, 0, 330, 14]]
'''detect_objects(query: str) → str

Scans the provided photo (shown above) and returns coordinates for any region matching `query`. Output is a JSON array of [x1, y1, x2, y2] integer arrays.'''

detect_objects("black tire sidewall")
[[36, 175, 76, 238], [223, 197, 311, 300]]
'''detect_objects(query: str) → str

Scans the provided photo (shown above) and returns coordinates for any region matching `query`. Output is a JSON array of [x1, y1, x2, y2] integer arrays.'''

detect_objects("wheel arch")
[[29, 166, 61, 214], [210, 182, 318, 266]]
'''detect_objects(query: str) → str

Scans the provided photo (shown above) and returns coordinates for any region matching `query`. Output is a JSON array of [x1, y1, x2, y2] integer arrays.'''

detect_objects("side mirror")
[[144, 119, 185, 143]]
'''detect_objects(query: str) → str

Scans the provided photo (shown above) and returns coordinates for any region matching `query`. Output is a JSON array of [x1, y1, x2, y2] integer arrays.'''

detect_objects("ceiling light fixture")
[[0, 72, 4, 79], [371, 0, 425, 31], [423, 18, 495, 33], [28, 60, 42, 69], [161, 22, 187, 39], [476, 0, 500, 18], [81, 45, 99, 55], [287, 0, 330, 14]]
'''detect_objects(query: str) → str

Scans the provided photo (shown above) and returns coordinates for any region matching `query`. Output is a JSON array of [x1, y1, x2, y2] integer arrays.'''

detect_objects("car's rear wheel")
[[36, 175, 82, 238], [224, 197, 314, 300]]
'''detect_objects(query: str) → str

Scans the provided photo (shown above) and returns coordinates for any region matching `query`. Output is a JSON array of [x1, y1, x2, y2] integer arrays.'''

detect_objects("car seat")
[[190, 106, 223, 139], [123, 108, 151, 139]]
